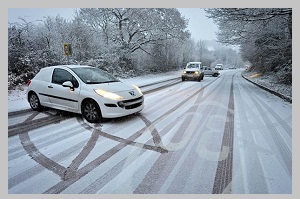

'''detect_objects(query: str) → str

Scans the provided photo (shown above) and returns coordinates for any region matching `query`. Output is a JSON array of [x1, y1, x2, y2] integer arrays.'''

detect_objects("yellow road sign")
[[64, 43, 72, 56]]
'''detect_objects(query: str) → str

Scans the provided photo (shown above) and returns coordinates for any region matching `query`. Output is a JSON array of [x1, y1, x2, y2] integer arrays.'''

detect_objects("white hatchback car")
[[26, 65, 144, 123]]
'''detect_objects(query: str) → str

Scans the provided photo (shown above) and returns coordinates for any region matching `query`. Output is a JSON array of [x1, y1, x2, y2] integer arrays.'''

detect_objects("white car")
[[26, 65, 144, 123], [181, 62, 204, 81], [203, 66, 220, 77], [215, 64, 223, 70]]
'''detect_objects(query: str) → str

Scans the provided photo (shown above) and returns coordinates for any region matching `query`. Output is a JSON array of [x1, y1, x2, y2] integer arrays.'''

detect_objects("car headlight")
[[133, 85, 143, 95], [94, 89, 124, 100], [182, 70, 186, 74], [194, 71, 199, 75]]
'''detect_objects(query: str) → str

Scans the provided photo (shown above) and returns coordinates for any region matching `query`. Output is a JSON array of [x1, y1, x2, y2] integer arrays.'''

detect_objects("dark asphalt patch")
[[212, 75, 235, 194]]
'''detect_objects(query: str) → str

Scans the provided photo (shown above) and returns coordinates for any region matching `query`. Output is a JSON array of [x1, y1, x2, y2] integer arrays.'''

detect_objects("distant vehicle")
[[26, 65, 144, 123], [215, 64, 223, 70], [229, 66, 236, 69], [203, 66, 220, 77], [245, 65, 251, 71], [182, 62, 204, 81]]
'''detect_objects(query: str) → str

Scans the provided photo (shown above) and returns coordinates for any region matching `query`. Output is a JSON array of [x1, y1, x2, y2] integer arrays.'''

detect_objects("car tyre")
[[81, 99, 102, 123], [28, 92, 42, 111]]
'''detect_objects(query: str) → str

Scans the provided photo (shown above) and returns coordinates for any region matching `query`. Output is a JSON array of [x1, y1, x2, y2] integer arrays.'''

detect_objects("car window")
[[71, 67, 120, 84], [186, 64, 199, 69], [52, 68, 79, 88]]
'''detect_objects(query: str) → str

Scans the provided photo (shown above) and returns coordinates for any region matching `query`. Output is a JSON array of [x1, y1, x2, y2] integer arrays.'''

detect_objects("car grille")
[[117, 96, 144, 109], [186, 71, 196, 74]]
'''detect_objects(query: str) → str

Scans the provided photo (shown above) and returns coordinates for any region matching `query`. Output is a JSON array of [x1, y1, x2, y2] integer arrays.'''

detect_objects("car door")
[[47, 68, 80, 111], [205, 67, 212, 75]]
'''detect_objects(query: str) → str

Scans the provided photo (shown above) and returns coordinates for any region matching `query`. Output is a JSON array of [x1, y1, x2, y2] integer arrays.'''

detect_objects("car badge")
[[129, 91, 135, 96]]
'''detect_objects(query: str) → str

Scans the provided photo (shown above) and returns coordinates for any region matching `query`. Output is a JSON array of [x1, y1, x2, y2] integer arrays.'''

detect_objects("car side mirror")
[[62, 81, 74, 91]]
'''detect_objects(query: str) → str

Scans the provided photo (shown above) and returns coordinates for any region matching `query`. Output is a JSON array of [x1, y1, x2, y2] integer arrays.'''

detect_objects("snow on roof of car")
[[187, 62, 202, 64], [42, 65, 93, 69]]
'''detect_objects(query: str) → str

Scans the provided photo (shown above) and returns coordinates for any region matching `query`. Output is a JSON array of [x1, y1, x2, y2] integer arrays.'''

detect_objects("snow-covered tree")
[[205, 8, 292, 84]]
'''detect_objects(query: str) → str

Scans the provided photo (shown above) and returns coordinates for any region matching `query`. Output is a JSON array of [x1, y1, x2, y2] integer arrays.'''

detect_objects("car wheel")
[[29, 92, 42, 111], [182, 77, 185, 81], [81, 99, 102, 123]]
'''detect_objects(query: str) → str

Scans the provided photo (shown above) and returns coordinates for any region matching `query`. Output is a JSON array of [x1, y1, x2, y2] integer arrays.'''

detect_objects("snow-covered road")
[[8, 69, 292, 194]]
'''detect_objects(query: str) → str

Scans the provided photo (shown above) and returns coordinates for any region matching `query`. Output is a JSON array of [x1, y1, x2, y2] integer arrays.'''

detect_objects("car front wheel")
[[81, 99, 102, 123], [29, 92, 42, 111]]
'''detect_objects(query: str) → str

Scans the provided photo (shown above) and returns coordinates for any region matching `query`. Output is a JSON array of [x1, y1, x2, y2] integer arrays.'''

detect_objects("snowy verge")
[[241, 70, 292, 103]]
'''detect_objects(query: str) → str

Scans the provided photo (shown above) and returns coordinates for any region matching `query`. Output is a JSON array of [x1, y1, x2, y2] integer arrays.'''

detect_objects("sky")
[[8, 8, 219, 41], [178, 8, 218, 41], [8, 8, 78, 23]]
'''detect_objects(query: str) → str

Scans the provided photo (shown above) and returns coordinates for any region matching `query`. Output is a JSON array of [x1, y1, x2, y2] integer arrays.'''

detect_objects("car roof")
[[42, 65, 93, 70], [188, 62, 202, 64]]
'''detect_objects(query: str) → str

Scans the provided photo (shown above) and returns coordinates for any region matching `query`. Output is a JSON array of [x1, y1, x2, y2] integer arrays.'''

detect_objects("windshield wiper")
[[85, 81, 105, 84], [103, 80, 119, 83], [85, 80, 119, 84]]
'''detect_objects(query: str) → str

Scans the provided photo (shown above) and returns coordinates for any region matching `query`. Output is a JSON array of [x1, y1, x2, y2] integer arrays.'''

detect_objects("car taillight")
[[27, 80, 31, 86]]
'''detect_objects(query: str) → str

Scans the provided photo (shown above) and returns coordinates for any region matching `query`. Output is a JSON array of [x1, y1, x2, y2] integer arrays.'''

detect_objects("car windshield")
[[186, 64, 199, 69], [71, 67, 120, 84]]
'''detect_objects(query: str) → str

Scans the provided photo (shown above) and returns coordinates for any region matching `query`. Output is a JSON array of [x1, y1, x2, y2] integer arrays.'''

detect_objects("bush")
[[8, 71, 35, 90], [276, 64, 292, 85]]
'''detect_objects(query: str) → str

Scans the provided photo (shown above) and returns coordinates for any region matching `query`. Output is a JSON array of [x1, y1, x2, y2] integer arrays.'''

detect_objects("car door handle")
[[48, 85, 53, 88]]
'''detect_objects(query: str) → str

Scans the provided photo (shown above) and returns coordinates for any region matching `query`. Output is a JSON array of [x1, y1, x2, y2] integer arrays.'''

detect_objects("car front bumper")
[[98, 96, 144, 118], [182, 73, 201, 79]]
